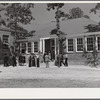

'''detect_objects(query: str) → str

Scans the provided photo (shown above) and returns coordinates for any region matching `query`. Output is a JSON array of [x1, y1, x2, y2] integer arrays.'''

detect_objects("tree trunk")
[[93, 35, 97, 67], [56, 7, 61, 67]]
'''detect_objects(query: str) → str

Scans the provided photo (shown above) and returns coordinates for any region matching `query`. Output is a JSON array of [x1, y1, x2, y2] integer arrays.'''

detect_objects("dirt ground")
[[0, 63, 100, 88]]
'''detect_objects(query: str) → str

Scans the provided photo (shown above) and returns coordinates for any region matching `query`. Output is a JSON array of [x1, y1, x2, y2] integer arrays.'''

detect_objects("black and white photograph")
[[1, 2, 100, 88]]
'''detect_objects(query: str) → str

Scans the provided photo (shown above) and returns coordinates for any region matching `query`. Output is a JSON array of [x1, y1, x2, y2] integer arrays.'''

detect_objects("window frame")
[[67, 38, 74, 53], [27, 42, 32, 53], [97, 36, 100, 51], [3, 35, 9, 43], [86, 36, 94, 52], [76, 37, 83, 52], [34, 42, 38, 53]]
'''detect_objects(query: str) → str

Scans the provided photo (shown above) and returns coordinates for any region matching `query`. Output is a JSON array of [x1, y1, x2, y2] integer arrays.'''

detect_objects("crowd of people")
[[28, 51, 68, 68], [28, 53, 40, 67], [3, 51, 68, 68]]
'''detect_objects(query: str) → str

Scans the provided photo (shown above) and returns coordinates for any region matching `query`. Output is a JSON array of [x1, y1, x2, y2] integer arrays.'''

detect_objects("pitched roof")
[[0, 25, 28, 34], [17, 17, 99, 42], [60, 17, 98, 36], [0, 25, 14, 32]]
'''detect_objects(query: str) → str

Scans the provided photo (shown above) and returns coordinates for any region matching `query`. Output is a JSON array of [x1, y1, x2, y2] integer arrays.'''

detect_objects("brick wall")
[[0, 31, 14, 65], [66, 38, 85, 65]]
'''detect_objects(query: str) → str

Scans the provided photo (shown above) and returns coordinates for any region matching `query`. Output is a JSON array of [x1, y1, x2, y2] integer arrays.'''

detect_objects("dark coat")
[[29, 56, 32, 67], [12, 56, 16, 67], [32, 56, 35, 67]]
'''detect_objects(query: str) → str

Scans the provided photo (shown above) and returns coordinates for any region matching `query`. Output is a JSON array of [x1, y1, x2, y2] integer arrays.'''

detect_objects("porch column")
[[55, 38, 56, 55], [83, 36, 87, 51], [32, 42, 34, 53], [26, 42, 28, 54], [43, 39, 45, 54], [95, 36, 98, 51], [20, 43, 22, 53], [39, 39, 42, 53]]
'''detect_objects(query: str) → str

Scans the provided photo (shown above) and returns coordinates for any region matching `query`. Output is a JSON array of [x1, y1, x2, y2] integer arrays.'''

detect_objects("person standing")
[[39, 52, 43, 63], [29, 55, 32, 67], [45, 53, 50, 68], [34, 54, 37, 67], [43, 52, 46, 63], [37, 54, 40, 68], [32, 54, 35, 67], [63, 53, 68, 67], [48, 51, 51, 61], [51, 49, 55, 61], [4, 54, 9, 67], [60, 54, 65, 66], [12, 55, 16, 67]]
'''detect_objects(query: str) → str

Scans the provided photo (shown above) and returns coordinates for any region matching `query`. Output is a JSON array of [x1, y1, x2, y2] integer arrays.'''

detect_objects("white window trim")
[[66, 38, 74, 53], [32, 42, 34, 53], [34, 41, 38, 53], [40, 37, 51, 40], [75, 38, 83, 53], [2, 35, 9, 43], [26, 42, 28, 54], [39, 39, 42, 53], [20, 43, 21, 53], [86, 36, 94, 52], [96, 36, 100, 52], [27, 42, 32, 54]]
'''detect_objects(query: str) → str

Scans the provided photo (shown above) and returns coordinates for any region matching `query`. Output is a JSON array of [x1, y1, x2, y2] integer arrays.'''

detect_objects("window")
[[68, 39, 73, 52], [77, 38, 83, 52], [21, 43, 26, 53], [34, 42, 38, 52], [97, 37, 100, 51], [3, 44, 9, 49], [87, 37, 94, 51], [3, 35, 9, 43], [27, 42, 32, 53]]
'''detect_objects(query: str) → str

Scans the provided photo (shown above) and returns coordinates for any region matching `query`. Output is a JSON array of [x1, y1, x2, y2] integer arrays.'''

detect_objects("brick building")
[[17, 18, 100, 65], [0, 26, 15, 64]]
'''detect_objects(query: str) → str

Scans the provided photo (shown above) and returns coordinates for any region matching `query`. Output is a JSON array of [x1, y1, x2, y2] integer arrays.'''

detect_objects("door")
[[50, 39, 55, 60], [45, 39, 50, 53]]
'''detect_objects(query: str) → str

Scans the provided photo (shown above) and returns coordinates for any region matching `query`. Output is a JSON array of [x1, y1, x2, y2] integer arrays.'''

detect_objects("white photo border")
[[0, 1, 100, 99]]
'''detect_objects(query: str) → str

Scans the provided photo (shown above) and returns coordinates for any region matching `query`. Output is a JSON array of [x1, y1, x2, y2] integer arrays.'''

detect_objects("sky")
[[23, 3, 100, 31], [0, 3, 100, 31], [32, 3, 96, 23]]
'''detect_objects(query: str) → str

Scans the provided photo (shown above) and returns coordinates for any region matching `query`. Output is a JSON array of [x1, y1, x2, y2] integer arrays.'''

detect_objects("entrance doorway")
[[45, 38, 55, 60], [45, 39, 50, 53]]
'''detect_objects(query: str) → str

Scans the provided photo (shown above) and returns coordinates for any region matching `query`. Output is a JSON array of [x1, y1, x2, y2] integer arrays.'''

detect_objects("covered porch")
[[39, 37, 58, 55]]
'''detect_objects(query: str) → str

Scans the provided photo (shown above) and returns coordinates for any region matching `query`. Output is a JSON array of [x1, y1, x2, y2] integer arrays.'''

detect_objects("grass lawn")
[[0, 64, 100, 88]]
